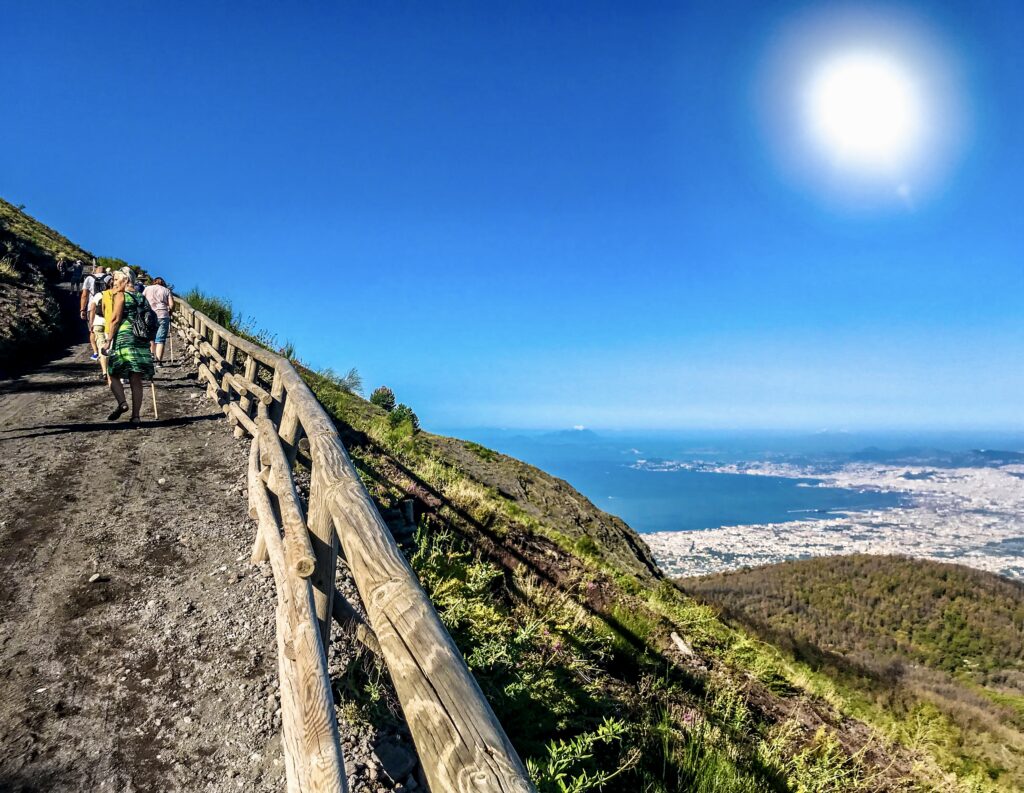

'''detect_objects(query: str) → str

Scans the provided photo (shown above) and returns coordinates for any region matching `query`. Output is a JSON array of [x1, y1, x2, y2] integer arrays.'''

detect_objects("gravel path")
[[0, 343, 418, 793]]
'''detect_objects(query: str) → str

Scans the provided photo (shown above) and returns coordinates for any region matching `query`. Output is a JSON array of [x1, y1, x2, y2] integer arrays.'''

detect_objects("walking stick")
[[150, 380, 159, 419]]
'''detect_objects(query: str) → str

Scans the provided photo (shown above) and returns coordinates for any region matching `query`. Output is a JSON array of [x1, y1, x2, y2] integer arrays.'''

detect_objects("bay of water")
[[458, 429, 911, 534], [524, 459, 903, 533]]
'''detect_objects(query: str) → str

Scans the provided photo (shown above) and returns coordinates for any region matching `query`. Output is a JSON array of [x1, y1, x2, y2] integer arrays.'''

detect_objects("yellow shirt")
[[101, 290, 115, 333]]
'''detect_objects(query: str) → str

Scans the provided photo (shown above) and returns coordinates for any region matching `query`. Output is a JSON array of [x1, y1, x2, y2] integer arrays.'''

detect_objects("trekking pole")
[[150, 380, 159, 419]]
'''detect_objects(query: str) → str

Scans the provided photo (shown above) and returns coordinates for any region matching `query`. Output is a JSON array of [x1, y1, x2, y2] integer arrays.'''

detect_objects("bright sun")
[[805, 51, 923, 174]]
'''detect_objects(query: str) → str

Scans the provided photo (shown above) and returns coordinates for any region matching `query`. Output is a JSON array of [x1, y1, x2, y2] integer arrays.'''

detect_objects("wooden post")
[[248, 436, 347, 793], [256, 404, 316, 579], [270, 367, 286, 424], [192, 315, 202, 366], [278, 400, 303, 467], [235, 356, 259, 438], [307, 474, 339, 649]]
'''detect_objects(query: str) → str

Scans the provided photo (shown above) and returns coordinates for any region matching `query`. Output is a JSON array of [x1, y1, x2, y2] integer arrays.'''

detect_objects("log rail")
[[172, 300, 534, 793]]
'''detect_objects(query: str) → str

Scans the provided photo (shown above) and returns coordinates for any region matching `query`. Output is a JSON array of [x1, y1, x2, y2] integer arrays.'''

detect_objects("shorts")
[[155, 316, 171, 344], [93, 328, 107, 347]]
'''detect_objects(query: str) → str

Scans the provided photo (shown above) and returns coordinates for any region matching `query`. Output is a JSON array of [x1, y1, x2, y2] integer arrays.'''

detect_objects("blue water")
[[454, 429, 914, 534], [524, 459, 903, 533]]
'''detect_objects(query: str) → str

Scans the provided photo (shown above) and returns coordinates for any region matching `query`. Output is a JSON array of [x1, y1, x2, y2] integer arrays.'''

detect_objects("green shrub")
[[184, 288, 236, 329], [465, 441, 498, 461], [370, 386, 397, 411], [389, 403, 420, 432], [0, 256, 18, 282], [574, 536, 600, 558], [528, 717, 635, 793], [316, 366, 362, 396]]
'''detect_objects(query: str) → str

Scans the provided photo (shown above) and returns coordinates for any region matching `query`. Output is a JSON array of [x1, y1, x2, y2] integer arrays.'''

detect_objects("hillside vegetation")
[[0, 197, 92, 264], [682, 555, 1024, 790], [0, 199, 94, 370]]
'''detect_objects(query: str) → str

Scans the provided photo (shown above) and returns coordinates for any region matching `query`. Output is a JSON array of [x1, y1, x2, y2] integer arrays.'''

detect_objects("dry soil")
[[0, 343, 417, 793]]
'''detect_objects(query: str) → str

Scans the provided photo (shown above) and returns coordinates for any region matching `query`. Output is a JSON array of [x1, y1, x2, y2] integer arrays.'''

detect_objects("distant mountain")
[[537, 427, 602, 443], [846, 446, 1024, 467]]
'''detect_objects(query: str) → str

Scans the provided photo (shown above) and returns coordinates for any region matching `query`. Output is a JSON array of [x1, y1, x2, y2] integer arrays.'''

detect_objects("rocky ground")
[[0, 338, 419, 792]]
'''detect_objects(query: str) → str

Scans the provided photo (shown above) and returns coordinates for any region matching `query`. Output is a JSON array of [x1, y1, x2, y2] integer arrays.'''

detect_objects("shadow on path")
[[0, 378, 106, 395], [0, 413, 222, 442]]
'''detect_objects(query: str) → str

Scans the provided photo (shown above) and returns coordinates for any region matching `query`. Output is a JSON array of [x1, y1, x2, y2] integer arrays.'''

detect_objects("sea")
[[450, 428, 1024, 535]]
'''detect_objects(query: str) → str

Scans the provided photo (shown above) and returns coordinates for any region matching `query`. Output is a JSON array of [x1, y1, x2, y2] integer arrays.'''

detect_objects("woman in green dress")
[[103, 269, 154, 423]]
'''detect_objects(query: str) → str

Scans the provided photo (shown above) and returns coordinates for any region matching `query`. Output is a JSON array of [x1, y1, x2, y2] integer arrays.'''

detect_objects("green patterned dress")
[[108, 291, 155, 379]]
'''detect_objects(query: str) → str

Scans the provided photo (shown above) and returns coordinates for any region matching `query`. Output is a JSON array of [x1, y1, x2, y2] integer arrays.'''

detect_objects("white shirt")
[[89, 292, 105, 328]]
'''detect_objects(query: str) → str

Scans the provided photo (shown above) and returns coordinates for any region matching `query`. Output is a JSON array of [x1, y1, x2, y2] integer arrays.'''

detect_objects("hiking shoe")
[[89, 353, 99, 361]]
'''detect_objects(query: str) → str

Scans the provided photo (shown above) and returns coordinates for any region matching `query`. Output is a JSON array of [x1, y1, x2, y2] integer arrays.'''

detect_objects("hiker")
[[70, 259, 83, 290], [87, 276, 112, 383], [80, 266, 109, 360], [103, 269, 154, 423], [142, 277, 174, 365]]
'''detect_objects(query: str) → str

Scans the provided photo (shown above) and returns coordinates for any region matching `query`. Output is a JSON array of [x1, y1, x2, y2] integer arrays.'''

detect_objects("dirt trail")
[[0, 343, 282, 792]]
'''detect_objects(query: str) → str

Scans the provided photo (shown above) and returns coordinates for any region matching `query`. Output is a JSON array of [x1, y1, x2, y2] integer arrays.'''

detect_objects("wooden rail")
[[172, 300, 534, 793]]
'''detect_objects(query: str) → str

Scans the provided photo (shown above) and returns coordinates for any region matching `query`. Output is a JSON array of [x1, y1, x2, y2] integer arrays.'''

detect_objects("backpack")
[[127, 293, 158, 342]]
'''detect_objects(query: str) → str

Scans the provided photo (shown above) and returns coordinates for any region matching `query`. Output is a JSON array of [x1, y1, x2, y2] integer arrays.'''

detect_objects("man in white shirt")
[[87, 286, 109, 382], [79, 265, 108, 360], [143, 277, 174, 364]]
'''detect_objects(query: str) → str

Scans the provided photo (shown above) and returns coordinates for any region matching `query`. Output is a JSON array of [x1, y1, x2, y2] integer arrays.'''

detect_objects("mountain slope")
[[290, 361, 955, 791], [681, 555, 1024, 791], [0, 199, 93, 371]]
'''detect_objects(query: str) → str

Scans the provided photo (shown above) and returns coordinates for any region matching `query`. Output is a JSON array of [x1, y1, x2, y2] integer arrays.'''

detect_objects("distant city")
[[645, 459, 1024, 580], [459, 428, 1024, 581]]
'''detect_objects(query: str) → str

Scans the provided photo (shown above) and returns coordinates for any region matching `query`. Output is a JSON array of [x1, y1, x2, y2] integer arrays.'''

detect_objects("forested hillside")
[[682, 555, 1024, 790]]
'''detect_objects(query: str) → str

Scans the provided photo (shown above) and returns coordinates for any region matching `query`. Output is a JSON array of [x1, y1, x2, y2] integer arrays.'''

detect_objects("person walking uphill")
[[87, 278, 111, 383], [143, 277, 174, 364], [103, 270, 154, 423], [80, 265, 108, 360]]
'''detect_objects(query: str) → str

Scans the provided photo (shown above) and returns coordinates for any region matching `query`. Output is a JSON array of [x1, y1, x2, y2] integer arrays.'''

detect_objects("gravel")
[[0, 343, 418, 792]]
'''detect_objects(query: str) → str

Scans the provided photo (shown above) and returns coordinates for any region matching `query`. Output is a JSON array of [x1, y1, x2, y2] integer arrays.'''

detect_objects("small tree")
[[389, 403, 420, 432], [316, 366, 362, 396], [370, 386, 396, 411]]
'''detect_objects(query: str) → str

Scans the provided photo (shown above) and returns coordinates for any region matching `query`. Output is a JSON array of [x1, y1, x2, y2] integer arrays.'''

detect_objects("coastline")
[[644, 462, 1024, 580]]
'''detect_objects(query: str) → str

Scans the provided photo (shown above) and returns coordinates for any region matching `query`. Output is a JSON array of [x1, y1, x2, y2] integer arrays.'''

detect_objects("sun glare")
[[805, 52, 923, 173], [757, 7, 966, 207]]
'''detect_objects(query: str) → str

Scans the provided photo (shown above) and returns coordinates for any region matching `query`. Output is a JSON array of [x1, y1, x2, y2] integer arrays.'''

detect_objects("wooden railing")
[[173, 299, 535, 793]]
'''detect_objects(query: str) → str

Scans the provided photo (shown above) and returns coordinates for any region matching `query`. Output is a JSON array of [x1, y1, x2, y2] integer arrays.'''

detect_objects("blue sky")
[[3, 1, 1021, 431]]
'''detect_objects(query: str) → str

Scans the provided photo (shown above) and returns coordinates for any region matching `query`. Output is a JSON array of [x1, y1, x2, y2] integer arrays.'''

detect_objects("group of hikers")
[[78, 264, 174, 424], [57, 258, 84, 288]]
